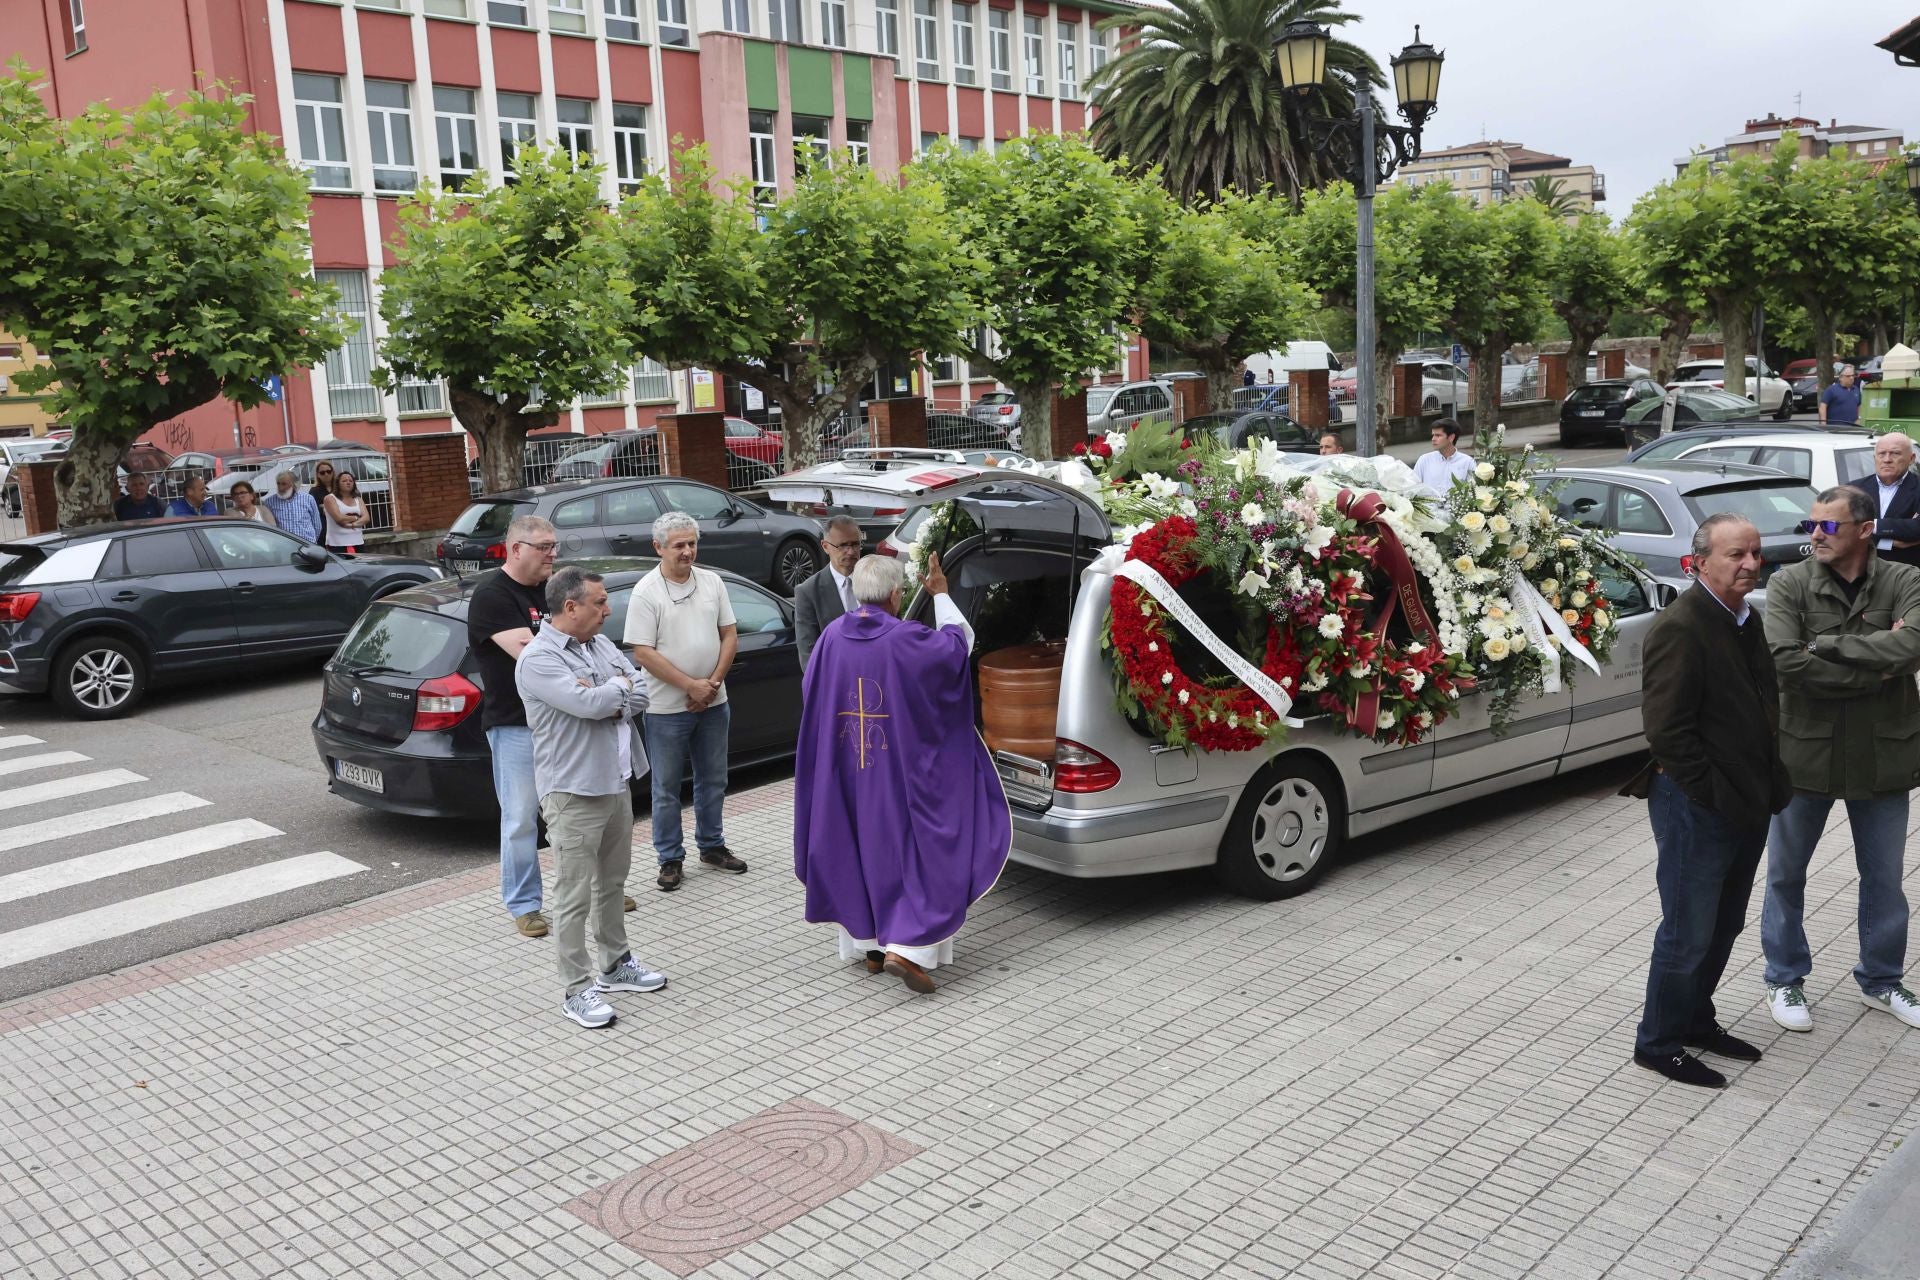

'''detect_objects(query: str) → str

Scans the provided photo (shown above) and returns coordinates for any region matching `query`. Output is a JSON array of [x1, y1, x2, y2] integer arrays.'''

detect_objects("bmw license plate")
[[335, 760, 385, 794], [453, 560, 482, 575], [1578, 409, 1604, 417]]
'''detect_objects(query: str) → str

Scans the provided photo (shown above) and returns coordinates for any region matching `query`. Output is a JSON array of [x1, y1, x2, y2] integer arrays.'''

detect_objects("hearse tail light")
[[1053, 739, 1121, 793]]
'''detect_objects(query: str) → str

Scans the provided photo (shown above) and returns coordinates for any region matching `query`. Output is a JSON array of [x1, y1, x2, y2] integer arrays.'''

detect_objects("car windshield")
[[2, 440, 58, 464], [978, 393, 1012, 406], [1682, 482, 1820, 536], [448, 501, 532, 537], [336, 604, 465, 678], [1678, 365, 1724, 382]]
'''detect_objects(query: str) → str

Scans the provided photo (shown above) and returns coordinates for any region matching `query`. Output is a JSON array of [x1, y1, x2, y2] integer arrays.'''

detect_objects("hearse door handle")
[[111, 591, 139, 602]]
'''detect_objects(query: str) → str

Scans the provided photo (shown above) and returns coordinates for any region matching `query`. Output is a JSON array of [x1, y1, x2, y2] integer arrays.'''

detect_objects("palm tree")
[[1086, 0, 1384, 207], [1523, 174, 1580, 217]]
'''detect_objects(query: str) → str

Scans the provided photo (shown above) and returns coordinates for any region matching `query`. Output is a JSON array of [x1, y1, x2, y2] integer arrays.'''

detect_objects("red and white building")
[[14, 0, 1152, 458]]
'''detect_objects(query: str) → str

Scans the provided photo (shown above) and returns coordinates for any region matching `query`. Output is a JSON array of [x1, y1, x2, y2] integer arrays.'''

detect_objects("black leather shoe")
[[1686, 1026, 1763, 1062], [657, 860, 683, 892], [862, 950, 885, 975], [698, 846, 749, 874], [1634, 1049, 1727, 1089]]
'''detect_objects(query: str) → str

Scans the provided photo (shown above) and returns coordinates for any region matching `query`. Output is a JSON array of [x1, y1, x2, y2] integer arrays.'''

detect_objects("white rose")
[[1540, 578, 1559, 595], [1453, 555, 1476, 574], [1508, 542, 1530, 560], [1593, 609, 1611, 630], [1177, 689, 1190, 705], [1460, 511, 1487, 533], [1484, 636, 1511, 661], [1241, 503, 1265, 526], [1317, 613, 1346, 639], [1510, 633, 1527, 651], [1474, 462, 1496, 481], [1161, 671, 1174, 686], [1488, 514, 1512, 535], [1571, 591, 1589, 608]]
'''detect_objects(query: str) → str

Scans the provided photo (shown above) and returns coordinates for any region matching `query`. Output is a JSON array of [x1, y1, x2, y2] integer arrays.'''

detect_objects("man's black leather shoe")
[[1634, 1050, 1727, 1089], [1686, 1027, 1763, 1062]]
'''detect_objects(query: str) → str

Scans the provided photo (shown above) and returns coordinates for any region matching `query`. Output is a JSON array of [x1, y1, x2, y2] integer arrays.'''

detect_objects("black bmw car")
[[1558, 377, 1667, 446], [311, 558, 803, 820], [0, 519, 442, 718]]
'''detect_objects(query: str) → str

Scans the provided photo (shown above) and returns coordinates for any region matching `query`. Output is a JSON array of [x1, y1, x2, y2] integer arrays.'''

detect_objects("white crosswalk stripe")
[[0, 735, 47, 752], [0, 750, 90, 779], [0, 819, 282, 905], [0, 791, 212, 854], [0, 770, 144, 812]]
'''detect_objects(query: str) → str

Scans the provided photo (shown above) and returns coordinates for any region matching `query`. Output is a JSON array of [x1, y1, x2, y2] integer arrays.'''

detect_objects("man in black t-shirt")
[[468, 516, 562, 938]]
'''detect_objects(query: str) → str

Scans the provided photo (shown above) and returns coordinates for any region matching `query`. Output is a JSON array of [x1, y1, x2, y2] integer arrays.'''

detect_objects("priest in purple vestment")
[[793, 551, 1012, 994]]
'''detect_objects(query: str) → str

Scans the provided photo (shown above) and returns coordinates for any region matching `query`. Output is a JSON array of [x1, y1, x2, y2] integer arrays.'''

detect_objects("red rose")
[[1072, 441, 1087, 457], [1091, 439, 1113, 458]]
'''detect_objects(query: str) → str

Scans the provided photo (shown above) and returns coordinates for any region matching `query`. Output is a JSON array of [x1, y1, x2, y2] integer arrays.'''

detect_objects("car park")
[[435, 476, 825, 595], [766, 462, 1668, 900], [549, 429, 661, 481], [1669, 358, 1794, 419], [1083, 381, 1175, 436], [1533, 462, 1819, 598], [0, 519, 441, 718], [1331, 359, 1470, 415], [312, 558, 800, 819], [1627, 429, 1881, 491], [1557, 377, 1668, 446]]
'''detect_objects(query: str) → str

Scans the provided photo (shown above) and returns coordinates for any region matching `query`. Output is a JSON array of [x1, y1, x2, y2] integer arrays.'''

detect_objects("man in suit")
[[1850, 432, 1920, 569], [794, 515, 865, 669]]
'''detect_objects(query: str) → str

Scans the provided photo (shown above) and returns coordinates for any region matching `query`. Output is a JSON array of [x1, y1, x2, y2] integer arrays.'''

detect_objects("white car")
[[1670, 358, 1794, 419], [1636, 429, 1882, 491], [1330, 359, 1470, 415]]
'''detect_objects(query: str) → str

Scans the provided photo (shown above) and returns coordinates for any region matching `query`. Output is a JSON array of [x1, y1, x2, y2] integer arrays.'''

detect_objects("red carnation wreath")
[[1106, 517, 1304, 752]]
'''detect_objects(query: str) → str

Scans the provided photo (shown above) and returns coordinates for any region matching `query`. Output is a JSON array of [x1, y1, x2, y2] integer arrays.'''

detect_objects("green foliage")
[[0, 66, 344, 521], [1522, 175, 1580, 217], [1426, 188, 1555, 353], [1550, 213, 1633, 368], [1085, 0, 1383, 206]]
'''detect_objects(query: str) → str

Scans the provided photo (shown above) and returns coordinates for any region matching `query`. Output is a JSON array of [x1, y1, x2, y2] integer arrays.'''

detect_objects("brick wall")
[[868, 398, 927, 449], [1289, 369, 1330, 429], [386, 433, 470, 534], [1050, 391, 1089, 457], [19, 460, 59, 535], [658, 412, 729, 490]]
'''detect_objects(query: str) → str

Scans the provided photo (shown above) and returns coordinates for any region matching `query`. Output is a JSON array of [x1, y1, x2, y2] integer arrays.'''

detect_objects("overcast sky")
[[1337, 1, 1919, 217]]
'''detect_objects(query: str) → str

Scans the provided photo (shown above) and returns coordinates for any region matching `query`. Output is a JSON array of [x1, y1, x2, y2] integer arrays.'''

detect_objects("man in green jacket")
[[1762, 484, 1920, 1034]]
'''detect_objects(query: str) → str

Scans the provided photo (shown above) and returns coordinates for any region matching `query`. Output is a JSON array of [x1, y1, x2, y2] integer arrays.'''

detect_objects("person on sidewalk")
[[1848, 432, 1920, 570], [1624, 513, 1793, 1089], [262, 470, 323, 544], [794, 515, 864, 670], [165, 475, 217, 518], [1819, 365, 1862, 427], [112, 472, 164, 522], [626, 511, 748, 892], [1761, 486, 1920, 1034], [794, 553, 1010, 995], [516, 565, 666, 1030], [1411, 420, 1474, 491]]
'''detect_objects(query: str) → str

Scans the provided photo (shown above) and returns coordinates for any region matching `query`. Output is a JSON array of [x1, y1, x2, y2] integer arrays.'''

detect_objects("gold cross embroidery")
[[837, 677, 889, 769]]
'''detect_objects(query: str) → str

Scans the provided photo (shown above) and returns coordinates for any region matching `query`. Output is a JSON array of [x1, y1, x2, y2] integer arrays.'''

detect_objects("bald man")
[[1850, 433, 1920, 570]]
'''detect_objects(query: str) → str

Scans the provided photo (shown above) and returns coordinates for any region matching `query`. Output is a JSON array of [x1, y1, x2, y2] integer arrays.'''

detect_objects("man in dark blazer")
[[794, 516, 865, 670], [1849, 432, 1920, 569], [1625, 513, 1793, 1089]]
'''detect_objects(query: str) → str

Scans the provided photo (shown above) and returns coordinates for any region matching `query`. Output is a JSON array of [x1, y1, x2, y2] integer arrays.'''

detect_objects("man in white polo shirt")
[[625, 510, 749, 892]]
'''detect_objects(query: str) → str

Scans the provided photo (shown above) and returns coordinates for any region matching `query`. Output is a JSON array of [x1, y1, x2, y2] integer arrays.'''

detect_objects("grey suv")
[[1083, 381, 1174, 436]]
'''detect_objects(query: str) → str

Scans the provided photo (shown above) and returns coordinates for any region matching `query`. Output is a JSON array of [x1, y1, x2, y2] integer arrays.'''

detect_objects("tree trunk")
[[727, 352, 873, 471], [1567, 325, 1603, 391], [1204, 366, 1236, 413], [1719, 301, 1751, 407], [1016, 381, 1057, 461], [1652, 311, 1693, 385], [1811, 306, 1838, 391], [1873, 316, 1892, 360], [53, 429, 130, 529], [1373, 342, 1396, 439], [451, 386, 551, 495], [1472, 338, 1503, 436], [773, 387, 827, 471]]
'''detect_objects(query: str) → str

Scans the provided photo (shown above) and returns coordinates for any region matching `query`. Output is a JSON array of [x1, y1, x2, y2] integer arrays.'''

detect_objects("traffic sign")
[[261, 375, 283, 402]]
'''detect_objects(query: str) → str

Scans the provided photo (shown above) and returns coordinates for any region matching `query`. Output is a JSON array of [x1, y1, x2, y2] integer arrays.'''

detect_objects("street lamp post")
[[1276, 22, 1444, 457]]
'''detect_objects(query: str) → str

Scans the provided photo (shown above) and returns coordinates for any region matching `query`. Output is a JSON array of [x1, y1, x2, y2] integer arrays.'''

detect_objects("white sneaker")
[[594, 954, 668, 993], [562, 989, 616, 1029], [1861, 983, 1920, 1029], [1768, 983, 1813, 1032]]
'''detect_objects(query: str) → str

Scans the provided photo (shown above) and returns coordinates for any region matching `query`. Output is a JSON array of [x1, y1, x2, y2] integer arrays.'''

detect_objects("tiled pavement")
[[3, 765, 1918, 1279]]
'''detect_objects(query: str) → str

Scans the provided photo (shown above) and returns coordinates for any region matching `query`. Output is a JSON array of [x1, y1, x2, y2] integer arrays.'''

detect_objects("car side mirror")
[[718, 507, 741, 526], [1654, 581, 1679, 608], [294, 544, 330, 569]]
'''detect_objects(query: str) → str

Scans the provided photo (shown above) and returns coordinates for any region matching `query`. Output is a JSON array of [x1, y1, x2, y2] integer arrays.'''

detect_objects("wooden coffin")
[[977, 641, 1066, 759]]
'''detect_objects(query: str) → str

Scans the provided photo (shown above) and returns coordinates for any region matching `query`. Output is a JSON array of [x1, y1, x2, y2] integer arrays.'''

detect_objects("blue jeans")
[[1636, 772, 1767, 1057], [1763, 790, 1910, 996], [487, 725, 543, 917], [644, 703, 730, 865]]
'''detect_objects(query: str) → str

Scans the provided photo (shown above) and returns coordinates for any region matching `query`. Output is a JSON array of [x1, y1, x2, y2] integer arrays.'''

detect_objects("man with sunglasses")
[[1761, 486, 1920, 1036], [794, 515, 865, 670]]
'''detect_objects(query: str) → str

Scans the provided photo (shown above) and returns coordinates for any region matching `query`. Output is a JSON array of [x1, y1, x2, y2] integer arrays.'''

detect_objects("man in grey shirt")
[[516, 565, 669, 1030]]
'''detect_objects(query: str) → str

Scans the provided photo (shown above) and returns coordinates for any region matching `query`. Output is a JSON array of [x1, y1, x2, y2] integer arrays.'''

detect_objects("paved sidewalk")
[[3, 766, 1918, 1279]]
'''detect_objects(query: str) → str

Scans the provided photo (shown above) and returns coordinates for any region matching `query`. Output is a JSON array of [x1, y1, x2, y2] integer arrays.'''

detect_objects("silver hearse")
[[768, 458, 1662, 900]]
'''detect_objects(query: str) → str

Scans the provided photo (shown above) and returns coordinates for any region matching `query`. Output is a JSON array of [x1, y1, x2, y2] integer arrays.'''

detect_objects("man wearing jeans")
[[1761, 485, 1920, 1034], [1625, 514, 1793, 1088], [625, 511, 749, 891], [516, 566, 666, 1029]]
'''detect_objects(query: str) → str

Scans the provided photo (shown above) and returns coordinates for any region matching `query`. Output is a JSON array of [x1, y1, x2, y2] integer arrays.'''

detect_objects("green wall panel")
[[745, 42, 779, 111], [843, 55, 874, 121], [788, 47, 835, 117]]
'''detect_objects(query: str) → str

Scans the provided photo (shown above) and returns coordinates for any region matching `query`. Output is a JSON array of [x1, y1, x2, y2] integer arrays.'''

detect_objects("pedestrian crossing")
[[0, 727, 370, 974]]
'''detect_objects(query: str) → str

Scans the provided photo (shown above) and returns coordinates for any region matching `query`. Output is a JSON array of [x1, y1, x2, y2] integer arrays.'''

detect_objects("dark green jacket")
[[1635, 583, 1792, 826], [1763, 552, 1920, 798]]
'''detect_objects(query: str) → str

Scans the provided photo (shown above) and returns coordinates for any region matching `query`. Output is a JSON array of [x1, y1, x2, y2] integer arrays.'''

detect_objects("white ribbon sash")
[[1110, 557, 1304, 729], [1507, 567, 1601, 693]]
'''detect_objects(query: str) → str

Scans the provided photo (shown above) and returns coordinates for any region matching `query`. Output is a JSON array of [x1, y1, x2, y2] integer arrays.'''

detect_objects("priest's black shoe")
[[1685, 1026, 1763, 1062], [1633, 1049, 1727, 1089]]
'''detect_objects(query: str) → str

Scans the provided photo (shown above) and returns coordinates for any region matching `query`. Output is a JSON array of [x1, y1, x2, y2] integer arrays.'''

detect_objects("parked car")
[[435, 476, 825, 595], [723, 417, 785, 466], [1620, 387, 1765, 431], [1331, 359, 1469, 415], [1627, 429, 1882, 491], [165, 449, 280, 486], [1624, 423, 1830, 467], [766, 463, 1669, 901], [1669, 358, 1794, 418], [1178, 409, 1323, 452], [967, 391, 1023, 438], [1859, 355, 1885, 384], [1083, 381, 1175, 436], [549, 429, 661, 481], [1229, 382, 1342, 425], [468, 429, 591, 496], [312, 559, 801, 819], [834, 412, 1015, 455], [1533, 462, 1819, 600], [0, 437, 63, 517], [1557, 378, 1668, 446], [0, 519, 441, 718]]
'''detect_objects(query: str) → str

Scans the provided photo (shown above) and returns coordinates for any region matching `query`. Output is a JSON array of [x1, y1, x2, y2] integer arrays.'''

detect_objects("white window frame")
[[819, 0, 846, 47], [433, 86, 479, 190], [548, 0, 587, 32], [767, 0, 801, 40], [794, 114, 832, 166], [359, 0, 408, 9], [1023, 14, 1045, 95], [951, 2, 976, 86], [425, 0, 470, 16], [66, 0, 87, 53], [293, 74, 352, 191], [988, 8, 1011, 91], [846, 120, 869, 166], [913, 0, 940, 79], [315, 271, 381, 419], [1088, 25, 1108, 76], [1056, 22, 1077, 99], [612, 103, 650, 193], [580, 375, 629, 408], [650, 0, 687, 43], [721, 0, 750, 32], [748, 110, 777, 207], [633, 358, 673, 402], [876, 0, 899, 59], [398, 379, 449, 414], [556, 98, 595, 166], [365, 80, 418, 193], [497, 91, 538, 180], [487, 0, 531, 24]]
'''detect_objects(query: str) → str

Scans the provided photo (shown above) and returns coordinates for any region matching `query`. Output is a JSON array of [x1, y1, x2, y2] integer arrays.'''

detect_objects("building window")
[[913, 0, 939, 79], [767, 0, 801, 41], [957, 135, 980, 153], [721, 0, 749, 33], [62, 0, 86, 54], [1088, 26, 1108, 76], [580, 375, 629, 407], [602, 0, 640, 37], [988, 8, 1011, 90], [794, 115, 831, 166], [487, 0, 530, 23], [497, 91, 537, 181], [1876, 139, 1889, 153], [556, 98, 595, 165], [748, 110, 777, 207], [612, 103, 650, 193], [930, 353, 957, 382], [1056, 22, 1077, 98], [846, 120, 869, 166], [359, 0, 407, 9], [653, 0, 688, 43], [876, 0, 899, 58], [425, 0, 470, 15], [293, 74, 352, 191], [548, 0, 587, 32], [398, 379, 448, 413], [951, 2, 975, 86], [819, 0, 846, 47], [364, 81, 417, 193], [633, 358, 673, 402], [918, 131, 940, 155], [432, 86, 479, 190], [1023, 14, 1044, 95], [316, 270, 381, 419]]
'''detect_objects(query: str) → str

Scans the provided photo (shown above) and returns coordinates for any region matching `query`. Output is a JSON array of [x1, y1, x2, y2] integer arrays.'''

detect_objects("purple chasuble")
[[794, 605, 1011, 950]]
